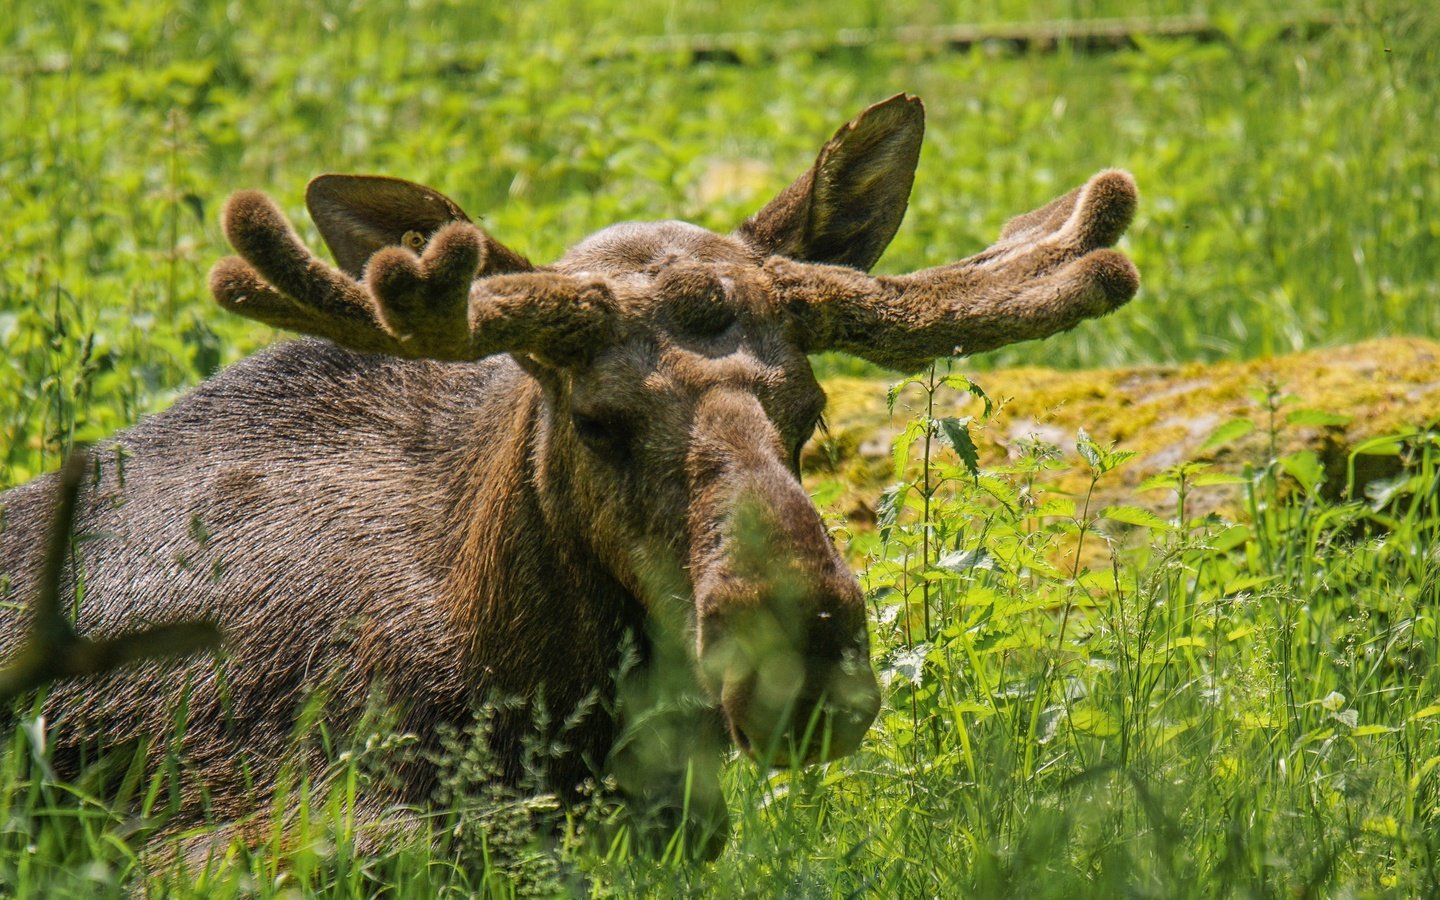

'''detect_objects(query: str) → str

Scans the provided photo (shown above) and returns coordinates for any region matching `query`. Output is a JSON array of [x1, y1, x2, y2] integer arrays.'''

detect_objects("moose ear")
[[305, 174, 476, 278], [737, 94, 924, 271]]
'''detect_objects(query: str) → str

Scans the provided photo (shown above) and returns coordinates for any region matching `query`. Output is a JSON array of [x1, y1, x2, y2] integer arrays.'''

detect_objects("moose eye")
[[572, 411, 630, 457]]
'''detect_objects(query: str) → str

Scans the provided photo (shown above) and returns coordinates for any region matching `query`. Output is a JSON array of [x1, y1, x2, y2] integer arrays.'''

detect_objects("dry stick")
[[0, 450, 222, 702]]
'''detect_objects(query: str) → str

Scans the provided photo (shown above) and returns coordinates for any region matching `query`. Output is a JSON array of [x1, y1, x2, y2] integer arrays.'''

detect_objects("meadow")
[[2, 0, 1438, 895]]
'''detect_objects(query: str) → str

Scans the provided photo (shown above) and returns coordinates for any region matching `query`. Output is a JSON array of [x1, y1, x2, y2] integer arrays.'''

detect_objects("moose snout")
[[687, 390, 880, 764], [699, 592, 881, 766], [718, 645, 881, 766]]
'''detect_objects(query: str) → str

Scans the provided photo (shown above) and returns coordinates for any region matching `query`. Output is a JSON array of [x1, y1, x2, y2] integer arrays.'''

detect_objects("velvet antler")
[[208, 191, 613, 363], [772, 169, 1139, 372]]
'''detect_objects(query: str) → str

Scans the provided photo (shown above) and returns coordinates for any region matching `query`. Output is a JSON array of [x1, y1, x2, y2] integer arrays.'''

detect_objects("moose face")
[[543, 220, 879, 763]]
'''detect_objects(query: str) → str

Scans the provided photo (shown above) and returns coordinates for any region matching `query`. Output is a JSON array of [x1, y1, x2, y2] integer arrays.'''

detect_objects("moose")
[[0, 94, 1138, 857]]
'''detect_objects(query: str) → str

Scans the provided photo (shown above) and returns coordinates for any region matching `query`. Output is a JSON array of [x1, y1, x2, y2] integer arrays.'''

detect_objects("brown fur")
[[0, 94, 1139, 857]]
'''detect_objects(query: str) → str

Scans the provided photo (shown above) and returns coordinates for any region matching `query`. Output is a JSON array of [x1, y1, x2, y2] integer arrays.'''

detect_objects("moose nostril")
[[824, 668, 881, 750], [718, 653, 881, 766], [697, 577, 877, 763]]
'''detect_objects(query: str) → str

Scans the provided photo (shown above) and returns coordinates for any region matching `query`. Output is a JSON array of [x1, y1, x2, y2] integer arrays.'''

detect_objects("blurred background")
[[1, 0, 1433, 483]]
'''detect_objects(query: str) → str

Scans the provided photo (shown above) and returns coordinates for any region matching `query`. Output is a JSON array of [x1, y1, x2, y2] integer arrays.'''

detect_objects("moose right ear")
[[736, 94, 924, 272], [306, 174, 533, 279]]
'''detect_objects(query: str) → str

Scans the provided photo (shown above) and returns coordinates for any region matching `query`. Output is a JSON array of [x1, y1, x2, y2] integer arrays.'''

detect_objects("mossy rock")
[[805, 337, 1440, 524]]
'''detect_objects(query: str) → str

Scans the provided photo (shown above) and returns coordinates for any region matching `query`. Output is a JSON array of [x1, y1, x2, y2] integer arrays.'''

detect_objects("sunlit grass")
[[3, 374, 1436, 897]]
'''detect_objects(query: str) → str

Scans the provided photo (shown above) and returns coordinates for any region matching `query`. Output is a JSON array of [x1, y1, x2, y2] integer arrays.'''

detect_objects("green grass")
[[3, 0, 1439, 895]]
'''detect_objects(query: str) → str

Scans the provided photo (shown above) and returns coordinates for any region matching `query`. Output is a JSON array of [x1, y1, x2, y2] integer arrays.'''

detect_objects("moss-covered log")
[[807, 337, 1440, 523]]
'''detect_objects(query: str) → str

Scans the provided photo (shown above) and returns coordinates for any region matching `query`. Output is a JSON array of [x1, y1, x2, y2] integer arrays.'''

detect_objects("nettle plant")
[[863, 370, 1244, 772]]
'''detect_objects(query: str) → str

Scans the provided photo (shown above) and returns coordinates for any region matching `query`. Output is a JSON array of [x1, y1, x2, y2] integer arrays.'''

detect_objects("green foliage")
[[815, 371, 1440, 898]]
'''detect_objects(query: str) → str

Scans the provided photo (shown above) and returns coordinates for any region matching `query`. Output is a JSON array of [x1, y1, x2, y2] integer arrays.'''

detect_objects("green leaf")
[[1212, 525, 1251, 552], [885, 375, 926, 415], [1278, 450, 1325, 494], [1365, 473, 1417, 510], [1352, 725, 1399, 737], [943, 375, 993, 419], [1192, 472, 1248, 487], [1408, 704, 1440, 722], [808, 479, 844, 507], [1068, 706, 1119, 737], [1224, 574, 1278, 594], [1411, 757, 1440, 797], [968, 380, 992, 417], [877, 483, 906, 542], [1107, 449, 1138, 470], [1138, 473, 1180, 492], [1029, 498, 1077, 519], [892, 417, 926, 481], [1074, 429, 1135, 475], [1286, 408, 1352, 427], [1100, 505, 1170, 529], [1352, 434, 1409, 456], [1202, 418, 1254, 450], [937, 416, 980, 477], [949, 701, 996, 718], [1076, 428, 1101, 469], [936, 547, 993, 573]]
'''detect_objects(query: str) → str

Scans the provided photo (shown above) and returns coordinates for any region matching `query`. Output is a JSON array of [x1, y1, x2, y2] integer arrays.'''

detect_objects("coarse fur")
[[0, 94, 1139, 856]]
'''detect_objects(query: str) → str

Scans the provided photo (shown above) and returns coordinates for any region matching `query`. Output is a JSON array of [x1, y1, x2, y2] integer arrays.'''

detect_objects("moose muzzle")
[[688, 392, 881, 766]]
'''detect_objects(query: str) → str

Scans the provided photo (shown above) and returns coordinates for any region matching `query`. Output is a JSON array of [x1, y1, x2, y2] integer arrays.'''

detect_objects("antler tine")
[[218, 192, 381, 328], [210, 257, 398, 356], [364, 223, 617, 361], [775, 170, 1139, 372], [361, 221, 482, 357], [212, 191, 417, 355], [211, 190, 617, 363]]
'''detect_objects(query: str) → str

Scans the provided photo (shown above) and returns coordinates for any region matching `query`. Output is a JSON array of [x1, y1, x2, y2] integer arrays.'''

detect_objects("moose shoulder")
[[0, 94, 1138, 857]]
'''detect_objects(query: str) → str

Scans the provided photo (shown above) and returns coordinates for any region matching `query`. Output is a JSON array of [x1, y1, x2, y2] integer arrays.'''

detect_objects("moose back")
[[0, 94, 1138, 854]]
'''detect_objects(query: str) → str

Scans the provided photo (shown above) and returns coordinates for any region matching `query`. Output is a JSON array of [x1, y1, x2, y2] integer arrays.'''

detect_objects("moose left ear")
[[306, 174, 475, 278], [737, 94, 924, 271]]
